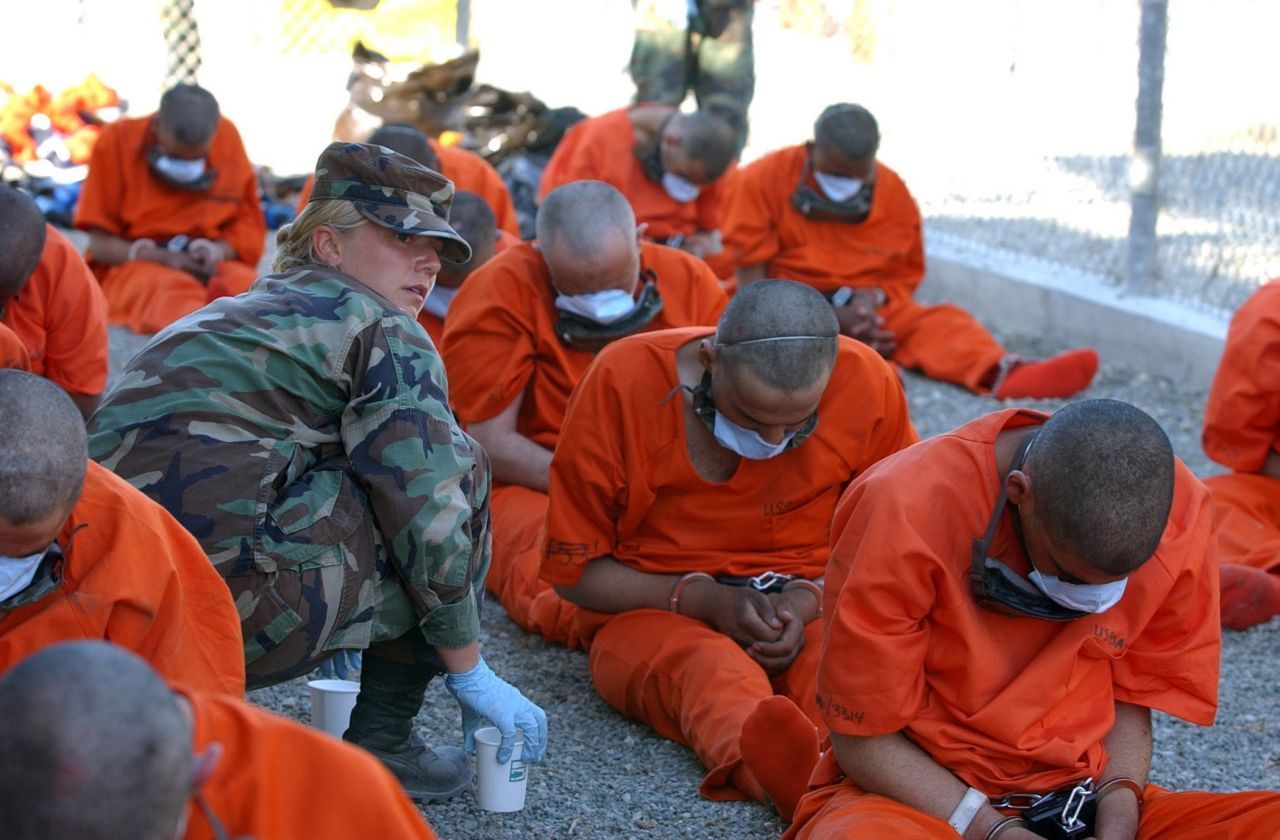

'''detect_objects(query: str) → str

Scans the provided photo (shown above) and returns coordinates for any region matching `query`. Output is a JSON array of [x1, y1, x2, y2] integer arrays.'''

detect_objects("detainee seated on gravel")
[[538, 103, 737, 259], [786, 399, 1280, 839], [74, 83, 265, 334], [442, 180, 727, 648], [539, 281, 917, 819], [719, 103, 1099, 400], [0, 186, 109, 419], [0, 371, 244, 695], [87, 143, 547, 803], [1201, 277, 1280, 630], [0, 642, 439, 839]]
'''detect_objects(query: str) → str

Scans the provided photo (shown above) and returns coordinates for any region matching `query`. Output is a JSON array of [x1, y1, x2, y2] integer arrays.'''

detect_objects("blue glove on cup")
[[445, 656, 548, 764]]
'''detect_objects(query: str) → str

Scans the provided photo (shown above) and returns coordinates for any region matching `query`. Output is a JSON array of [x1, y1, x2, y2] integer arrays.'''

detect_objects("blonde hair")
[[273, 199, 366, 273]]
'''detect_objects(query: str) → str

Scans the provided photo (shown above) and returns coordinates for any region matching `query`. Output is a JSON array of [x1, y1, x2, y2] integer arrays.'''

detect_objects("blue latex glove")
[[444, 656, 548, 764], [315, 650, 362, 681]]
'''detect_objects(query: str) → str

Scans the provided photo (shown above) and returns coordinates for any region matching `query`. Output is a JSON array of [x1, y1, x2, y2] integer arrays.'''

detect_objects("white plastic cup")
[[307, 679, 360, 738], [474, 726, 529, 812]]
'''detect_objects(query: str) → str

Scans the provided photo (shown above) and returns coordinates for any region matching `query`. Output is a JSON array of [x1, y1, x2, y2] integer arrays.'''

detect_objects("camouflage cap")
[[309, 141, 472, 263]]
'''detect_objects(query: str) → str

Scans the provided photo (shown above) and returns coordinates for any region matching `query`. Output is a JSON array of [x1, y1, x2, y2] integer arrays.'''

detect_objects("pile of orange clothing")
[[0, 74, 120, 166]]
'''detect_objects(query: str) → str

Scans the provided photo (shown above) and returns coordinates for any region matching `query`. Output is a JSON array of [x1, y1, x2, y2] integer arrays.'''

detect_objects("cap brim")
[[353, 204, 473, 264]]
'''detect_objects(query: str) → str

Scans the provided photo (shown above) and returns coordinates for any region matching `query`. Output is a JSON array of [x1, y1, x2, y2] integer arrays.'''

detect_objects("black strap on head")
[[969, 428, 1087, 622]]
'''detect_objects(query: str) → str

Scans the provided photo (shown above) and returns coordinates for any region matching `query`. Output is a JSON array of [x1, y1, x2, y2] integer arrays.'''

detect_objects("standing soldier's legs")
[[692, 2, 754, 155], [630, 1, 695, 106]]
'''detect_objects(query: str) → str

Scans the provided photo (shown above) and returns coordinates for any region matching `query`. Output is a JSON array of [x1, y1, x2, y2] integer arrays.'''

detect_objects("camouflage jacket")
[[88, 266, 489, 649]]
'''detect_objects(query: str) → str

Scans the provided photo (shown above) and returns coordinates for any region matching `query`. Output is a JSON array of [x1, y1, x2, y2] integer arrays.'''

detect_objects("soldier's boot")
[[342, 652, 473, 802]]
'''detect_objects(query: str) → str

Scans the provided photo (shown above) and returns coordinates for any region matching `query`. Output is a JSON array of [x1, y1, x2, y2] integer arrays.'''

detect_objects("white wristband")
[[947, 786, 988, 835]]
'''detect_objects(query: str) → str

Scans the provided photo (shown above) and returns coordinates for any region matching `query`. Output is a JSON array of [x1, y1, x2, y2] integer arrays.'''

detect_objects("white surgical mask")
[[814, 171, 864, 203], [154, 155, 207, 184], [712, 412, 795, 460], [0, 548, 46, 602], [1027, 568, 1128, 614], [555, 288, 637, 325], [423, 285, 458, 319], [661, 172, 701, 203]]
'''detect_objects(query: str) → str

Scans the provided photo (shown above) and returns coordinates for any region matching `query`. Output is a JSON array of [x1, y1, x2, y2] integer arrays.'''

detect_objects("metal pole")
[[1126, 0, 1168, 296], [455, 0, 470, 48]]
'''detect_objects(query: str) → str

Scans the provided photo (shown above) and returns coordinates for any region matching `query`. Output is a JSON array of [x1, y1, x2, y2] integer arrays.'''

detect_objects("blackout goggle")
[[789, 150, 875, 224], [554, 273, 664, 352], [968, 430, 1088, 622]]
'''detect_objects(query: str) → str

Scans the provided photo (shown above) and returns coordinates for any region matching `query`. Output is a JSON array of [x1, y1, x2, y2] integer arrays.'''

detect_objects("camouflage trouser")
[[229, 455, 492, 691], [630, 0, 755, 154]]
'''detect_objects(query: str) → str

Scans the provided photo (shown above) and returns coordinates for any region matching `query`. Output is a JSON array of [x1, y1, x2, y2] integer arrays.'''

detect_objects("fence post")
[[456, 0, 470, 48], [161, 0, 203, 88], [1126, 0, 1168, 296]]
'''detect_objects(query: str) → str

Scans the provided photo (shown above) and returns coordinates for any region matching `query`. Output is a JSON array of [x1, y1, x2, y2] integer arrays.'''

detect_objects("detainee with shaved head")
[[539, 280, 917, 817], [73, 83, 265, 333], [0, 186, 109, 417], [443, 179, 727, 647], [539, 103, 737, 258], [721, 102, 1100, 399], [786, 399, 1280, 839], [0, 370, 244, 694], [0, 641, 438, 839]]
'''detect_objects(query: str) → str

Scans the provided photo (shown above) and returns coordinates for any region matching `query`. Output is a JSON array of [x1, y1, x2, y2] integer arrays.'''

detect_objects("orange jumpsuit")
[[414, 229, 519, 345], [74, 114, 265, 334], [443, 242, 727, 645], [538, 105, 730, 244], [182, 688, 436, 840], [1202, 278, 1280, 574], [720, 144, 1006, 390], [0, 323, 30, 370], [294, 144, 520, 236], [0, 462, 245, 696], [2, 225, 109, 397], [787, 409, 1280, 838], [540, 328, 918, 801]]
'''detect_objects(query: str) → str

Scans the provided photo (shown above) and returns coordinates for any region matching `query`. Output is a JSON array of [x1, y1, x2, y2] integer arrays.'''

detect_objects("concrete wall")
[[918, 231, 1230, 391]]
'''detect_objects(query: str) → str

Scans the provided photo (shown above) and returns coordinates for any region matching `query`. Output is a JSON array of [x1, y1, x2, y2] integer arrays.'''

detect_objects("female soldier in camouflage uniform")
[[88, 142, 546, 803]]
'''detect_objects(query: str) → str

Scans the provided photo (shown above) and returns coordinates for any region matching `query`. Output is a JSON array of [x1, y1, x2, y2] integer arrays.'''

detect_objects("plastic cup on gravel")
[[307, 678, 360, 738], [474, 726, 528, 812]]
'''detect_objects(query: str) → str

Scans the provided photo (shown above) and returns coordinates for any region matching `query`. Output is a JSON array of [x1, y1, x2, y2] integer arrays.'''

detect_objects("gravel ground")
[[107, 323, 1279, 840]]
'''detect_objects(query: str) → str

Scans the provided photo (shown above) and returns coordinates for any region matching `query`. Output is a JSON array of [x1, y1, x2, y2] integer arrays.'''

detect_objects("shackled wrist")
[[669, 572, 715, 615], [1097, 776, 1145, 807], [127, 237, 157, 261], [781, 579, 823, 616], [984, 816, 1026, 840]]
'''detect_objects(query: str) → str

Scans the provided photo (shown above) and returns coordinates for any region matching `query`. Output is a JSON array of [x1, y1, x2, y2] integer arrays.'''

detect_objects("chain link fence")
[[4, 0, 1275, 316], [830, 0, 1279, 316]]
